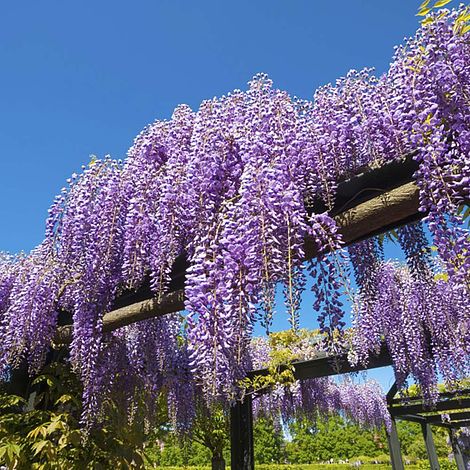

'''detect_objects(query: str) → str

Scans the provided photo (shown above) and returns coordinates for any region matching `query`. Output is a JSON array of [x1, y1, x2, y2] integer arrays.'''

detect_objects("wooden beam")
[[333, 181, 420, 245], [54, 290, 185, 344], [387, 416, 405, 470], [448, 429, 467, 470], [230, 395, 254, 470], [421, 422, 440, 470], [248, 343, 392, 383], [389, 398, 470, 417], [54, 180, 421, 343], [390, 389, 470, 405], [424, 412, 470, 424]]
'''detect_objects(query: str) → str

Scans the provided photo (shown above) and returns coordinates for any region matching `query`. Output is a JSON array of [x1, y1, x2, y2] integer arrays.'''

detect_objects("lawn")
[[149, 465, 410, 470]]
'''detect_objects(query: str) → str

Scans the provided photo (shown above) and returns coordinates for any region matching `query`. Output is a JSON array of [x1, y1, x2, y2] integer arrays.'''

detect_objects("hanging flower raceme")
[[44, 158, 130, 424], [0, 253, 19, 321], [250, 336, 391, 430], [309, 214, 349, 343], [185, 76, 311, 400], [350, 260, 469, 403], [0, 7, 468, 424], [390, 7, 470, 292]]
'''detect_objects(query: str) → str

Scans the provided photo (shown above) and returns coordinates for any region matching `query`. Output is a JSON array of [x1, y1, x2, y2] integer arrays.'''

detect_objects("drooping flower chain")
[[0, 7, 468, 422]]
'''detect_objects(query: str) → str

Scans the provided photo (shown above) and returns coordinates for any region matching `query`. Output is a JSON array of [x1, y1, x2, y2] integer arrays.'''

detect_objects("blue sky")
[[0, 0, 427, 390]]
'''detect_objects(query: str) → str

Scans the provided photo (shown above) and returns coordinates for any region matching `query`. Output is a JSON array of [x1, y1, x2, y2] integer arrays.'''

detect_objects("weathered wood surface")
[[54, 181, 421, 343], [54, 290, 186, 344]]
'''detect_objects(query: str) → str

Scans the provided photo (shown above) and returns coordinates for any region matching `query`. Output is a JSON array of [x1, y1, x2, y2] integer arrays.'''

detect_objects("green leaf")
[[417, 7, 432, 16], [434, 272, 449, 282], [0, 394, 26, 409], [31, 374, 56, 388], [419, 0, 431, 9], [46, 419, 64, 434], [422, 16, 435, 25], [89, 154, 98, 167], [27, 425, 47, 440], [55, 394, 73, 405], [432, 0, 452, 7], [461, 23, 470, 35], [32, 440, 50, 456], [461, 204, 470, 222], [0, 442, 21, 462]]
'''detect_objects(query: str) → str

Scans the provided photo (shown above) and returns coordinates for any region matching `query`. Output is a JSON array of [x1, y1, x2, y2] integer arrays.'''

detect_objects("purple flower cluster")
[[0, 7, 468, 423], [350, 261, 469, 403], [392, 11, 470, 291], [309, 214, 349, 342], [253, 376, 391, 431], [250, 337, 391, 430]]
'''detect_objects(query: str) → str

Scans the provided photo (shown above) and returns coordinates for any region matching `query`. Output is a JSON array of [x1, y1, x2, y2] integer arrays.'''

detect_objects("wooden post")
[[448, 429, 466, 470], [387, 417, 405, 470], [230, 395, 254, 470], [421, 423, 440, 470]]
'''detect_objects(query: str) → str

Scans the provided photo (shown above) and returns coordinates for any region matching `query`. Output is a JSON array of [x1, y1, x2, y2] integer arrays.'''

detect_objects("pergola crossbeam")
[[389, 399, 470, 417], [248, 343, 392, 382], [55, 178, 421, 343]]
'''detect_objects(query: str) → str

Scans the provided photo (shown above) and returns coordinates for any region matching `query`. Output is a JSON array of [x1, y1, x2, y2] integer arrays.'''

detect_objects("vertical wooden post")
[[421, 423, 440, 470], [386, 417, 405, 470], [448, 429, 466, 470], [386, 383, 404, 470], [230, 395, 254, 470], [4, 363, 30, 398]]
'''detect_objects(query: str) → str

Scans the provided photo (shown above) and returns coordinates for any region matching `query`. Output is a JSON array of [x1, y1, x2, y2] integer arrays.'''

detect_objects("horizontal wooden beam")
[[396, 414, 427, 424], [389, 398, 470, 417], [54, 180, 422, 344], [325, 181, 420, 247], [54, 290, 185, 344], [248, 343, 392, 382], [396, 412, 470, 426], [425, 411, 470, 424], [390, 389, 470, 405]]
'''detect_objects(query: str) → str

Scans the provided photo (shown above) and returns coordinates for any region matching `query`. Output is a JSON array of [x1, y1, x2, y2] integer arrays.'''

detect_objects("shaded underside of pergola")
[[387, 387, 470, 470]]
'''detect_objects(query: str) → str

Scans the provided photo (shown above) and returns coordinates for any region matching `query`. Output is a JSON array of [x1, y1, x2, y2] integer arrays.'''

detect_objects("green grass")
[[147, 465, 409, 470]]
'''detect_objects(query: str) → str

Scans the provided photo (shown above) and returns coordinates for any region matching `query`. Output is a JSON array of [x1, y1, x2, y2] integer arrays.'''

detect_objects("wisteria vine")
[[0, 7, 468, 425]]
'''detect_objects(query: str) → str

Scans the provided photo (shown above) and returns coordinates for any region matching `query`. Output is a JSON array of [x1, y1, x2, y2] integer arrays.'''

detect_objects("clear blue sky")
[[0, 0, 426, 390]]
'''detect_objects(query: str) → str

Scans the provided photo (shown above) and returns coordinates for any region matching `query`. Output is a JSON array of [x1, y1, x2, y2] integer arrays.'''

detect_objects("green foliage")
[[241, 329, 322, 394], [396, 421, 450, 461], [285, 415, 388, 464], [0, 361, 150, 469], [191, 402, 230, 461], [149, 412, 457, 468], [416, 0, 470, 35], [417, 458, 457, 470], [0, 360, 458, 469], [147, 436, 216, 467], [417, 0, 453, 18], [254, 417, 283, 464]]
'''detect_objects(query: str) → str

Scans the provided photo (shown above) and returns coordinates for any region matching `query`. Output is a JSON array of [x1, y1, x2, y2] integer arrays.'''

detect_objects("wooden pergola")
[[231, 345, 394, 470], [234, 362, 470, 470], [387, 386, 470, 470], [37, 153, 468, 469]]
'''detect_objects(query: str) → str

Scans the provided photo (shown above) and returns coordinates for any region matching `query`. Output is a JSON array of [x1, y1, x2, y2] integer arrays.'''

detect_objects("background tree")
[[285, 415, 389, 464], [253, 417, 283, 464]]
